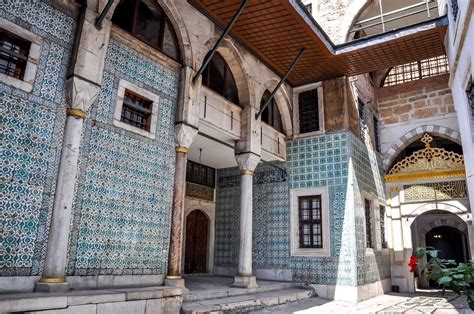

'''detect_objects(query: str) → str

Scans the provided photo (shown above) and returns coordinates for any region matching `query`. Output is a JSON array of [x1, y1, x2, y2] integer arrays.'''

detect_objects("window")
[[113, 79, 159, 139], [380, 205, 387, 249], [451, 0, 459, 22], [261, 90, 283, 133], [0, 19, 41, 93], [383, 55, 449, 87], [112, 0, 180, 61], [201, 52, 239, 105], [373, 115, 380, 152], [121, 90, 152, 131], [298, 195, 322, 248], [365, 199, 373, 248], [0, 28, 30, 79], [186, 160, 216, 188], [468, 81, 474, 117], [298, 89, 319, 134], [290, 187, 330, 256], [358, 98, 366, 141]]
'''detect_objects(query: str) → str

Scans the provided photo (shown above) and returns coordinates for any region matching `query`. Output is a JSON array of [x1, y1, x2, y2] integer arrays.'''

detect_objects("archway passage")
[[184, 210, 209, 273], [425, 226, 468, 263]]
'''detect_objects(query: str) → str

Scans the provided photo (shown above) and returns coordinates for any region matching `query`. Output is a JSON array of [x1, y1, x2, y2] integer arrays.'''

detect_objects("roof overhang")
[[189, 0, 448, 87]]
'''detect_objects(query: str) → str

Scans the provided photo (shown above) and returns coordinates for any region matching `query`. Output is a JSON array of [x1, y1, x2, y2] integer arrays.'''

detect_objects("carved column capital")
[[174, 123, 198, 150], [235, 152, 260, 174], [66, 76, 101, 115]]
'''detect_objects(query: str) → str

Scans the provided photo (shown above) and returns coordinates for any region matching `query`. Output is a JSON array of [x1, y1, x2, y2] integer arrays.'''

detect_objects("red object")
[[408, 256, 418, 272]]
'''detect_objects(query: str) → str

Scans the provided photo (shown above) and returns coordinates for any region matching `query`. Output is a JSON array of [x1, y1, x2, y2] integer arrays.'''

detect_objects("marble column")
[[233, 152, 260, 289], [165, 123, 197, 289], [36, 77, 100, 292]]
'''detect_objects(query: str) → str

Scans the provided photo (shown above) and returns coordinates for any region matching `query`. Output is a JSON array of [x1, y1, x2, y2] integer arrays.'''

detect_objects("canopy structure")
[[189, 0, 448, 86]]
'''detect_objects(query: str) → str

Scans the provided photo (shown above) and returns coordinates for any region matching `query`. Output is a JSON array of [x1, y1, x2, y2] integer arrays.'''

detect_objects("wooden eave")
[[189, 0, 448, 87]]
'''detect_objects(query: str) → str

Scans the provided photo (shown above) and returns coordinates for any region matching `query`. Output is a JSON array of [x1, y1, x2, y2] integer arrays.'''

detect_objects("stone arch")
[[418, 212, 468, 236], [408, 203, 471, 225], [383, 125, 462, 170], [105, 0, 194, 67], [342, 0, 372, 43], [259, 79, 293, 136], [200, 37, 254, 107]]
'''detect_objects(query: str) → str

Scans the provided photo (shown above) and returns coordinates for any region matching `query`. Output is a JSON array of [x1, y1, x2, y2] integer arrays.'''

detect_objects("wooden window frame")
[[298, 195, 323, 249], [186, 160, 216, 188], [380, 205, 387, 249], [365, 198, 373, 249]]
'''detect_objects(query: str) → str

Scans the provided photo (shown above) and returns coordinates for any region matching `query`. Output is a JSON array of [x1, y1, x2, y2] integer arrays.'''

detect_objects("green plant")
[[412, 247, 474, 309]]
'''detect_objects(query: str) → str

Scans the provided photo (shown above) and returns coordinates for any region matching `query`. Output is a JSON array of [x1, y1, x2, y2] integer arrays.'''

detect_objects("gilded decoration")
[[185, 182, 215, 202], [404, 181, 468, 202], [385, 134, 465, 183]]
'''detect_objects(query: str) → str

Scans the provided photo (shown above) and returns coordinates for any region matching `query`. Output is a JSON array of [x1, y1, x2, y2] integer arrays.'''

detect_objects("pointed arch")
[[200, 37, 254, 108], [260, 78, 293, 137]]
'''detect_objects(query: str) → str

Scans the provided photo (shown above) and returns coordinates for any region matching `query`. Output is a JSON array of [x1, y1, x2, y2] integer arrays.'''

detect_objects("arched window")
[[382, 55, 449, 87], [201, 52, 239, 105], [260, 90, 283, 133], [112, 0, 180, 61]]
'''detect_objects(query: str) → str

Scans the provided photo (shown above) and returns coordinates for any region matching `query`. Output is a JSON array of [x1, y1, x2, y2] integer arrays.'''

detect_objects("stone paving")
[[251, 290, 473, 313]]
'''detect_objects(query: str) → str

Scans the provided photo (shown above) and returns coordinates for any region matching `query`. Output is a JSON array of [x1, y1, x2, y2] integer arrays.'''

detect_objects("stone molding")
[[235, 152, 260, 172], [174, 123, 198, 149]]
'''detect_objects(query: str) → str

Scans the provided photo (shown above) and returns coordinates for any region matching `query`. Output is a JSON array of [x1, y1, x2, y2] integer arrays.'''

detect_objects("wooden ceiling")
[[189, 0, 448, 87]]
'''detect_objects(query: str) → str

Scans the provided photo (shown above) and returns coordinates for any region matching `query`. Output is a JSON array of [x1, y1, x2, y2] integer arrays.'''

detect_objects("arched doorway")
[[425, 226, 468, 263], [184, 210, 209, 273]]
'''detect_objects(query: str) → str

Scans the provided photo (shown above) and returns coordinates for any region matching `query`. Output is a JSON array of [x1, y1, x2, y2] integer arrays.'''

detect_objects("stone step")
[[184, 282, 294, 302], [181, 288, 314, 313]]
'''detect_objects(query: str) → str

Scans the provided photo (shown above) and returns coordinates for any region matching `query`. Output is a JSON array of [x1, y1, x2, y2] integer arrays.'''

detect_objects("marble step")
[[184, 282, 295, 302], [181, 287, 314, 313]]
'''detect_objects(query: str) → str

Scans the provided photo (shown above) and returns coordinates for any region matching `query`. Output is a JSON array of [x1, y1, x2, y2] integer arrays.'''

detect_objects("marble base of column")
[[232, 275, 258, 289], [35, 281, 70, 293], [165, 277, 189, 294]]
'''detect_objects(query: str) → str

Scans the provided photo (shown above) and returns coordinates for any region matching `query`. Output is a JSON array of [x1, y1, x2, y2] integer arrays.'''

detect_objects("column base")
[[165, 277, 189, 294], [35, 281, 69, 293], [232, 275, 258, 289]]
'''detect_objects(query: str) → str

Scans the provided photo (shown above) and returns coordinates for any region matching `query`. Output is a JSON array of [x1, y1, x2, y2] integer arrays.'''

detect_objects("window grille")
[[0, 28, 31, 79], [120, 90, 152, 131], [298, 89, 319, 134], [373, 116, 380, 152], [358, 98, 366, 141], [186, 160, 216, 188], [383, 55, 449, 87], [298, 195, 323, 248], [451, 0, 459, 22], [380, 205, 387, 249], [365, 199, 373, 248]]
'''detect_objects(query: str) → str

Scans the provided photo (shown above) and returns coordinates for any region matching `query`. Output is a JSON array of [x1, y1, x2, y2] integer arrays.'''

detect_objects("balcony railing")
[[199, 87, 242, 139], [350, 0, 439, 39], [261, 122, 286, 160]]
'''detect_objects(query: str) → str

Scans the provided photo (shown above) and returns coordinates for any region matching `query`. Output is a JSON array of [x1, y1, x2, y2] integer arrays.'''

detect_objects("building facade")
[[0, 0, 473, 311]]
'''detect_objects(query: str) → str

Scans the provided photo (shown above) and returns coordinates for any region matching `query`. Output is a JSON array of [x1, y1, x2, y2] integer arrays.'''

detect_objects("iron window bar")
[[95, 0, 115, 30]]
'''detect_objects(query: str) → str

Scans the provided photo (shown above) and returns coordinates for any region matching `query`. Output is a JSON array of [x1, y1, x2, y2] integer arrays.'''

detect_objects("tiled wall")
[[66, 37, 179, 276], [214, 131, 390, 286], [0, 0, 76, 276]]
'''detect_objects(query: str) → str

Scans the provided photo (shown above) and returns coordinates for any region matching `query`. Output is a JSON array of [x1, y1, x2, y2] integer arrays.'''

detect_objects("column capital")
[[235, 152, 260, 173], [174, 123, 198, 149], [66, 75, 101, 114]]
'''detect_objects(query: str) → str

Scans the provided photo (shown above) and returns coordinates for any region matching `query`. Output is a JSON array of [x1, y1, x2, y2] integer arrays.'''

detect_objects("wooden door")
[[184, 210, 208, 273]]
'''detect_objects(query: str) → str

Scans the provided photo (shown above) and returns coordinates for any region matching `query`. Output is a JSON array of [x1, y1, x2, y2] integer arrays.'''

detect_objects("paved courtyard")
[[251, 290, 472, 313]]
